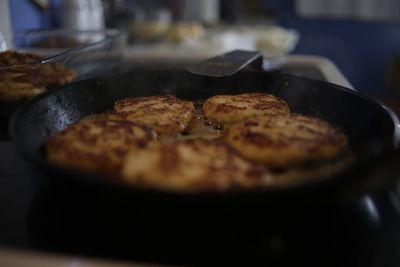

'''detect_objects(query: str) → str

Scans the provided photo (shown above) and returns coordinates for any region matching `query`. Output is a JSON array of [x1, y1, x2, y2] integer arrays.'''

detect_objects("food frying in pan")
[[112, 95, 195, 135], [203, 92, 290, 126], [46, 118, 157, 177], [227, 114, 348, 168], [45, 92, 351, 191], [0, 50, 76, 102], [122, 138, 270, 191]]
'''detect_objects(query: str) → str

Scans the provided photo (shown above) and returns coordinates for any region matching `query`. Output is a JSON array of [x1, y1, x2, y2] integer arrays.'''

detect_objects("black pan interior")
[[10, 69, 400, 195]]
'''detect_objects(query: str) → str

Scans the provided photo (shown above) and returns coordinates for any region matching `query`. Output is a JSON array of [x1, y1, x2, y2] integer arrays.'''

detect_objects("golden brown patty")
[[226, 114, 348, 168], [203, 92, 290, 126], [0, 51, 76, 102], [0, 50, 42, 66], [113, 95, 195, 135], [121, 138, 270, 191], [35, 62, 76, 88], [0, 79, 46, 102], [46, 119, 157, 177]]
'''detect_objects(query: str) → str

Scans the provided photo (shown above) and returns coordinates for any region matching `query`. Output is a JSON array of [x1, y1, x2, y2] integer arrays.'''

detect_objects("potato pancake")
[[203, 92, 290, 126], [0, 51, 76, 102], [226, 114, 348, 168], [46, 118, 157, 177], [113, 95, 195, 135], [122, 138, 270, 191], [0, 80, 46, 102]]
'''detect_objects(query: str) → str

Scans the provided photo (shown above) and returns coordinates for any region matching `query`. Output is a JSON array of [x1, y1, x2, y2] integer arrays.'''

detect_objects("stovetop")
[[1, 61, 400, 266]]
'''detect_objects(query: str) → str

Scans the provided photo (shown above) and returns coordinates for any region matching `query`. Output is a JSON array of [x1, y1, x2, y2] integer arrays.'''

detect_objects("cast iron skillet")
[[9, 67, 400, 202]]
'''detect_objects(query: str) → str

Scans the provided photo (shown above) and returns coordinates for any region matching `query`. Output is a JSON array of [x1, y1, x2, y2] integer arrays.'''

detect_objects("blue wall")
[[9, 0, 60, 30], [280, 15, 400, 94], [263, 0, 400, 94]]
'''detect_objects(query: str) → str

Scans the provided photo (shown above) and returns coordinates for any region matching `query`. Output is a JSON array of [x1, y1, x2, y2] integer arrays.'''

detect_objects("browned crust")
[[203, 92, 290, 126], [0, 51, 42, 66], [122, 138, 271, 191], [226, 114, 348, 167], [113, 95, 195, 135], [0, 51, 76, 102], [46, 118, 157, 177]]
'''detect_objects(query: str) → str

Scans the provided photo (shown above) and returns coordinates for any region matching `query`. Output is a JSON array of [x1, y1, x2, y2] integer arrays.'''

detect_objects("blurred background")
[[2, 0, 400, 109]]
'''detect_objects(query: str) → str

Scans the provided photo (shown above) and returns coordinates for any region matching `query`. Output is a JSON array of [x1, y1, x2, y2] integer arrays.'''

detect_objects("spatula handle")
[[188, 50, 263, 77]]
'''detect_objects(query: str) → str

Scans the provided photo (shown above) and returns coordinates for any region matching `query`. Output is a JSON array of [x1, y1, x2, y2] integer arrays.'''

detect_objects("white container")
[[0, 0, 13, 49], [61, 0, 105, 42]]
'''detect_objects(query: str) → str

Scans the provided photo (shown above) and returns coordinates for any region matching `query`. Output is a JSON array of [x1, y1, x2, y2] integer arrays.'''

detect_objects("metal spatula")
[[187, 50, 263, 77]]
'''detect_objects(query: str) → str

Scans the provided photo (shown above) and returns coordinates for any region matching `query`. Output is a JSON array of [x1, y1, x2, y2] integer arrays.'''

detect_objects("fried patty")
[[0, 51, 76, 102], [113, 95, 195, 135], [46, 118, 157, 177], [0, 79, 46, 102], [203, 92, 290, 126], [0, 50, 41, 66], [121, 138, 270, 191], [226, 114, 348, 168]]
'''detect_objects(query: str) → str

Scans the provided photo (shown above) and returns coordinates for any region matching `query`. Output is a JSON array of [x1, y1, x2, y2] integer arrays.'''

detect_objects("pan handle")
[[339, 107, 400, 201], [187, 50, 264, 77], [337, 151, 400, 201]]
